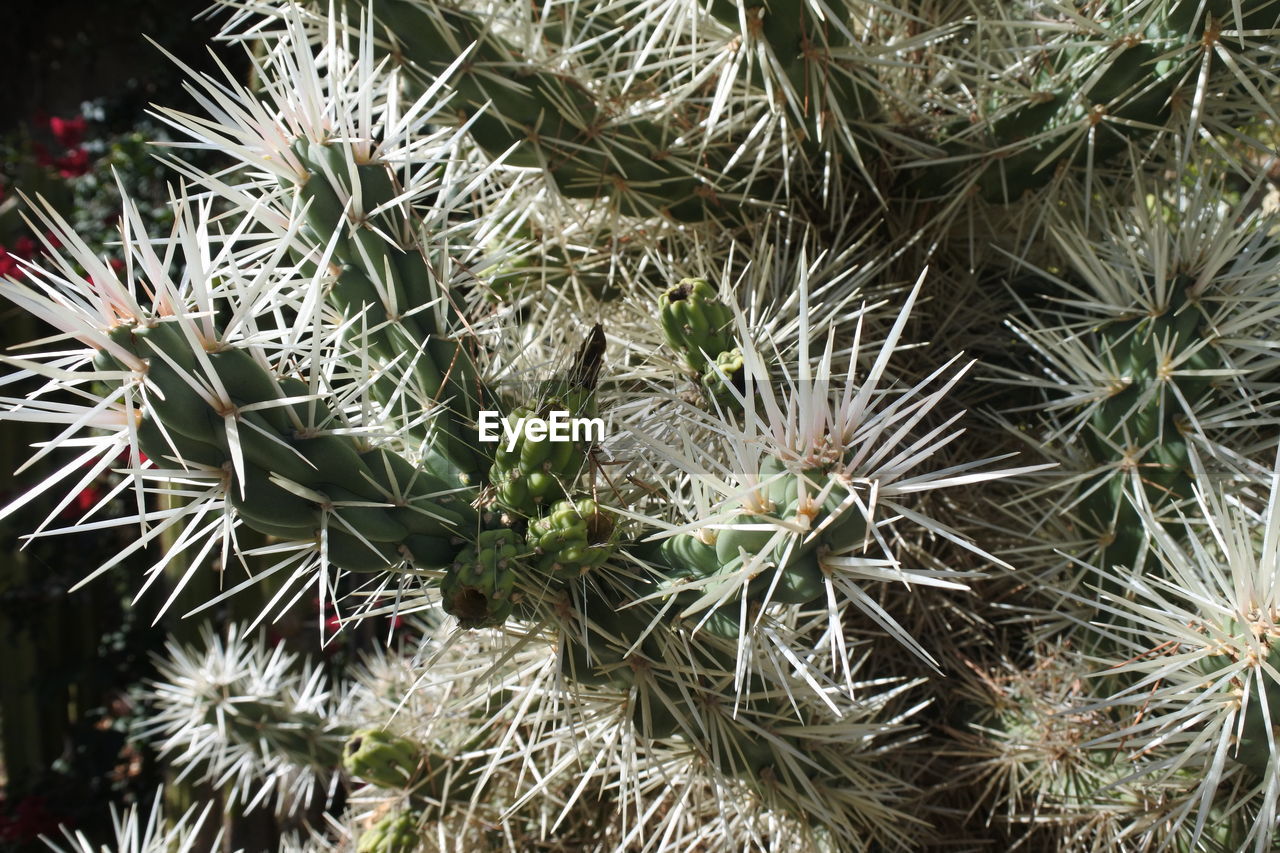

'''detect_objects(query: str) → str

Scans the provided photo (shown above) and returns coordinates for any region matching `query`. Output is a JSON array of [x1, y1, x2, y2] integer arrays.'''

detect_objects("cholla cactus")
[[3, 0, 1280, 849], [139, 624, 348, 813], [41, 791, 221, 853]]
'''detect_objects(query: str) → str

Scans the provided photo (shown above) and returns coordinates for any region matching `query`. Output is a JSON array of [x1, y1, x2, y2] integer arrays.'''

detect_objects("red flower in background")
[[54, 147, 90, 178], [32, 141, 54, 168], [0, 235, 58, 281], [49, 115, 87, 149], [30, 115, 91, 177], [0, 795, 67, 844], [0, 245, 22, 280]]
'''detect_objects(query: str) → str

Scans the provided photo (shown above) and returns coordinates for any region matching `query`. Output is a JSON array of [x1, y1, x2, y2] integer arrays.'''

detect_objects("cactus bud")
[[441, 528, 521, 628], [659, 278, 736, 374], [527, 498, 617, 580], [343, 728, 423, 789], [356, 809, 423, 853]]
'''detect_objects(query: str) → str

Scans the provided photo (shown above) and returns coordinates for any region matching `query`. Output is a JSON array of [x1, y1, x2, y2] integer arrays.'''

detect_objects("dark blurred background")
[[0, 0, 246, 135], [0, 4, 249, 849]]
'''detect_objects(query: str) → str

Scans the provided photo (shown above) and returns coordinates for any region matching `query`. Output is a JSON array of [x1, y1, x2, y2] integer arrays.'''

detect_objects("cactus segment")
[[346, 0, 753, 221], [441, 528, 521, 628], [356, 809, 423, 853], [135, 412, 226, 468], [1197, 626, 1280, 777], [713, 514, 779, 566], [133, 321, 199, 369], [707, 0, 877, 132], [749, 550, 826, 605], [404, 534, 461, 568], [560, 598, 659, 688], [658, 534, 722, 578], [286, 134, 489, 477], [207, 348, 296, 433], [1077, 289, 1224, 575], [630, 689, 681, 740], [343, 728, 423, 789], [659, 278, 736, 375], [143, 358, 223, 443], [229, 464, 321, 531], [526, 498, 617, 580], [936, 2, 1280, 201], [320, 530, 405, 572], [321, 485, 410, 543], [701, 347, 746, 398]]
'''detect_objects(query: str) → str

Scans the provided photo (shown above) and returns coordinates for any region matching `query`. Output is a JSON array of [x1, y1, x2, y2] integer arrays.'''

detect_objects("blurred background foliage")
[[0, 4, 249, 847]]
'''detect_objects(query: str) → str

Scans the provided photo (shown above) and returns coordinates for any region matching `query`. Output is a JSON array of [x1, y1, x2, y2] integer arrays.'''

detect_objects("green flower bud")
[[357, 809, 422, 853], [343, 728, 422, 789], [527, 498, 617, 580], [488, 405, 587, 516], [441, 528, 522, 628], [659, 278, 736, 374], [701, 346, 746, 398]]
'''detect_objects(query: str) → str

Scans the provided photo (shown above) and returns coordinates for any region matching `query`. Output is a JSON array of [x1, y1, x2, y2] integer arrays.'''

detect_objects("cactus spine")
[[2, 0, 1280, 849]]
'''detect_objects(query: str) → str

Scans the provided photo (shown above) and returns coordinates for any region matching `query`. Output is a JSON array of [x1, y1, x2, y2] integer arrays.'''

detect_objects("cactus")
[[659, 278, 737, 376], [3, 0, 1280, 849], [917, 0, 1280, 202], [488, 324, 604, 516], [343, 729, 423, 790], [356, 810, 423, 853], [526, 498, 617, 580], [138, 624, 349, 813], [440, 528, 520, 628]]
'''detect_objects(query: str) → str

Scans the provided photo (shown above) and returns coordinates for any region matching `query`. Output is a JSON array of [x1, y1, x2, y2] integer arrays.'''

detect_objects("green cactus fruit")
[[488, 406, 589, 516], [490, 417, 585, 516], [659, 278, 736, 374], [701, 346, 746, 398], [488, 324, 603, 514], [356, 809, 422, 853], [343, 728, 423, 789], [526, 498, 617, 580], [441, 528, 521, 628]]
